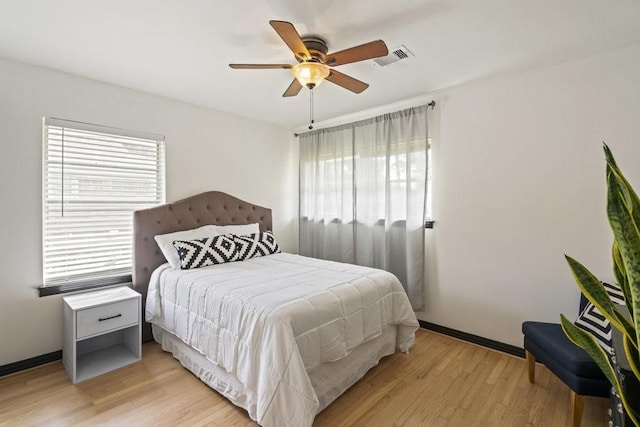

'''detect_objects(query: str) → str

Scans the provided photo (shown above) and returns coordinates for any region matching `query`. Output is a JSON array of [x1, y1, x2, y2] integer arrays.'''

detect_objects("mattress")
[[146, 253, 419, 427]]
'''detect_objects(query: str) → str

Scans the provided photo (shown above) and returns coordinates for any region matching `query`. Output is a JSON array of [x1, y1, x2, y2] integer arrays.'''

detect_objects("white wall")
[[417, 43, 640, 346], [0, 57, 295, 366]]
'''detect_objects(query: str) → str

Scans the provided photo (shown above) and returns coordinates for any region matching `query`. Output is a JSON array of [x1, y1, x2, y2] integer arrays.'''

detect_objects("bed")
[[133, 191, 419, 427]]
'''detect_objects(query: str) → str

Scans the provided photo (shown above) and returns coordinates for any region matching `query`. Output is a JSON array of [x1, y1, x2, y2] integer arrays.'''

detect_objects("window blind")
[[42, 118, 165, 288]]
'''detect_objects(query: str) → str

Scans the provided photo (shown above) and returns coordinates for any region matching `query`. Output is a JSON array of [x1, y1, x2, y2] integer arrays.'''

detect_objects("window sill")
[[38, 275, 132, 297]]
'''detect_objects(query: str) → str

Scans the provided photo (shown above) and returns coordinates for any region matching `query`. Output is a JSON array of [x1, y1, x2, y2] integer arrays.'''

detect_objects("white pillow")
[[215, 223, 260, 236], [154, 225, 220, 268]]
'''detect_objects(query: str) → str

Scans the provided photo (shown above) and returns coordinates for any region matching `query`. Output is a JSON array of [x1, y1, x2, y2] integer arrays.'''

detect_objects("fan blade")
[[229, 64, 292, 69], [269, 20, 311, 61], [325, 70, 369, 94], [324, 40, 388, 66], [283, 79, 303, 97]]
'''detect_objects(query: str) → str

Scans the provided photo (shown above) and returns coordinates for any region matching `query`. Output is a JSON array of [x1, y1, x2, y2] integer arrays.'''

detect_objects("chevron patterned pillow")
[[574, 281, 625, 354], [172, 235, 239, 269], [234, 231, 281, 261]]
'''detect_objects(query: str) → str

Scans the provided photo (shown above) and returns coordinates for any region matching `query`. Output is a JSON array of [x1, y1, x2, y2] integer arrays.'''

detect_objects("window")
[[300, 139, 432, 225], [354, 138, 431, 225], [41, 118, 165, 296]]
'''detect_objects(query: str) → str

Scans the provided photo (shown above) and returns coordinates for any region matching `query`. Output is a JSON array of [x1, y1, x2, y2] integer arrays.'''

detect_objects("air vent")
[[373, 45, 414, 67]]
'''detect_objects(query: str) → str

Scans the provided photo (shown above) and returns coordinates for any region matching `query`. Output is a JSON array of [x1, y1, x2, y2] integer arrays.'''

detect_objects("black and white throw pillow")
[[172, 235, 238, 269], [575, 282, 625, 354], [234, 231, 281, 261]]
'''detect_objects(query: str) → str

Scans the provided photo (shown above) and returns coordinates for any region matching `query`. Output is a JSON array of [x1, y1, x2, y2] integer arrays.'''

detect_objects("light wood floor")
[[0, 329, 609, 426]]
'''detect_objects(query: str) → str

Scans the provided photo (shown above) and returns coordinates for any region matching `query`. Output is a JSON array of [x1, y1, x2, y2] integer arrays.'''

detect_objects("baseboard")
[[0, 350, 62, 377], [1, 322, 524, 377], [419, 320, 525, 358]]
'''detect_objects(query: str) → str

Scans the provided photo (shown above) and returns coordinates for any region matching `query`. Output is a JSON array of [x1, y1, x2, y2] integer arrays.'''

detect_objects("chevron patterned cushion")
[[234, 231, 281, 261], [173, 235, 239, 269], [575, 281, 625, 354]]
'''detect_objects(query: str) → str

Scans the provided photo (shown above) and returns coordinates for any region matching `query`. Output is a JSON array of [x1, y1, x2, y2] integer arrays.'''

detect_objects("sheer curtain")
[[299, 105, 428, 310]]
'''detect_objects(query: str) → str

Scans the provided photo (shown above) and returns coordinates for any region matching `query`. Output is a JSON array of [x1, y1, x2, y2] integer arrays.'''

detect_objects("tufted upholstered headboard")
[[133, 191, 272, 342]]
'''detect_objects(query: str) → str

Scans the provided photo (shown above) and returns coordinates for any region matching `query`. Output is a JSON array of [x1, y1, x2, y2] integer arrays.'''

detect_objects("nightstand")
[[63, 286, 141, 384]]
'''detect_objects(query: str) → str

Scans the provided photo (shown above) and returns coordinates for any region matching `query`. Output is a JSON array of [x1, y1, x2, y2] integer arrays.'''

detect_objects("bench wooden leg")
[[526, 350, 535, 383], [571, 391, 584, 427]]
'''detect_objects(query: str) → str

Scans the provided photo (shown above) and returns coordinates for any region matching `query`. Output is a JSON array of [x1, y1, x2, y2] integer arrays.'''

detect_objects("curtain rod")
[[293, 100, 436, 137]]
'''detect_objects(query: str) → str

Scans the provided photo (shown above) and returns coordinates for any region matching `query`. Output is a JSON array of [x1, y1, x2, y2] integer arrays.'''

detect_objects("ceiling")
[[1, 0, 640, 129]]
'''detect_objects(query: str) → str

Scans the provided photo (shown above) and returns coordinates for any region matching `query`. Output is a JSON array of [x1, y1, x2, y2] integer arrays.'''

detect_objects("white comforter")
[[146, 253, 418, 427]]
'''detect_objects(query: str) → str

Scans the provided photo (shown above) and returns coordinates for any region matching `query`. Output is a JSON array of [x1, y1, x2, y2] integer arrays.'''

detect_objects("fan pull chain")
[[309, 89, 314, 130]]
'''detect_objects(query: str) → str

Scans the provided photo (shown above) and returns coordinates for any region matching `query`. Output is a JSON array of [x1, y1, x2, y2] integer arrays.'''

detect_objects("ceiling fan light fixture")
[[230, 21, 388, 96], [291, 62, 330, 89]]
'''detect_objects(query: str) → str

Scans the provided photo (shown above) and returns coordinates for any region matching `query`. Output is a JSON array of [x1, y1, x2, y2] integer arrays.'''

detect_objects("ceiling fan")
[[229, 20, 389, 97]]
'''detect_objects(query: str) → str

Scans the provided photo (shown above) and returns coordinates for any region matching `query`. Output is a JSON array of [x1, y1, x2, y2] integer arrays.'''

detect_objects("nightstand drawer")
[[76, 299, 138, 339]]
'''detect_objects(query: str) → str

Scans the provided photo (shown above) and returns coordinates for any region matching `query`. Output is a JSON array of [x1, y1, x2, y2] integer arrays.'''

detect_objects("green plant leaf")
[[561, 315, 620, 390], [606, 156, 640, 358], [565, 255, 624, 331], [612, 241, 637, 347], [631, 280, 640, 374], [603, 143, 640, 426], [604, 143, 640, 227], [622, 335, 640, 425], [612, 242, 637, 347], [615, 307, 638, 349], [613, 240, 633, 314], [624, 333, 640, 383]]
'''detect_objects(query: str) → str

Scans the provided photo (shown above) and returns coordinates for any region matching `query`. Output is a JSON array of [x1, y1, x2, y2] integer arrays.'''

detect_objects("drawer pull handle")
[[98, 314, 122, 322]]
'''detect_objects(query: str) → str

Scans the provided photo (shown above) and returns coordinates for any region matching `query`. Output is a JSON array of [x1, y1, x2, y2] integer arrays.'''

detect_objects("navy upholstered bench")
[[522, 321, 610, 427]]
